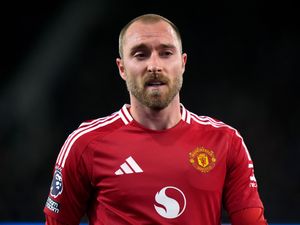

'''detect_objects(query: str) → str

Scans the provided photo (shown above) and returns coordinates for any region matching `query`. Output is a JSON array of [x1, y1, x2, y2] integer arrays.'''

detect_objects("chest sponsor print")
[[154, 186, 186, 219]]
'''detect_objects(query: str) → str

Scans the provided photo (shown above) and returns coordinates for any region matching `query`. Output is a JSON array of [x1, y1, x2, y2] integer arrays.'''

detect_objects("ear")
[[116, 58, 126, 81], [181, 53, 187, 74]]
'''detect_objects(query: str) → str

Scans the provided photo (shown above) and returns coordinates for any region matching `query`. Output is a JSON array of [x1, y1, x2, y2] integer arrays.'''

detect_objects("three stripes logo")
[[115, 156, 143, 175]]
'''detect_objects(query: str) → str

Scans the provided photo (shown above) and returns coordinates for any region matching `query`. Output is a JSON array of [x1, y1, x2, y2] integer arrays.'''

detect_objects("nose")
[[147, 54, 162, 73]]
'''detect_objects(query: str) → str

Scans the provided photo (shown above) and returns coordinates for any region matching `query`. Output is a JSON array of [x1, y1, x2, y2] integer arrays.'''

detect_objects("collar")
[[118, 103, 191, 125]]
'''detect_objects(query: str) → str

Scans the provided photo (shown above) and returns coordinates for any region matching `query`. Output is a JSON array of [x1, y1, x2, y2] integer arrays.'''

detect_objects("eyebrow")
[[129, 43, 177, 55], [129, 44, 148, 55]]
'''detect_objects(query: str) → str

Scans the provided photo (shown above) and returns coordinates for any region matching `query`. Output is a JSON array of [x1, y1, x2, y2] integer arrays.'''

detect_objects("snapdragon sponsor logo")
[[154, 186, 186, 219]]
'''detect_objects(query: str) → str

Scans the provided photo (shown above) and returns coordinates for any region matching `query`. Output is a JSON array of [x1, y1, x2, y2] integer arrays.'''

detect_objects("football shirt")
[[44, 104, 264, 225]]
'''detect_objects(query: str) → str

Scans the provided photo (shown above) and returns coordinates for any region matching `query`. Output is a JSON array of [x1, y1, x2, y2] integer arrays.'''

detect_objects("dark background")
[[0, 0, 299, 223]]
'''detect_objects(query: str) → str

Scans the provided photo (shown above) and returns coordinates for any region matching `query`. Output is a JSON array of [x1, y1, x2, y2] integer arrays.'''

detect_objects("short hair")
[[118, 14, 182, 58]]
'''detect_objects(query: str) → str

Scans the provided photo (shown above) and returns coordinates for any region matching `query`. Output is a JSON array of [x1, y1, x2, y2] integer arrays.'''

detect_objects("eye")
[[160, 50, 173, 57], [133, 51, 150, 60], [134, 52, 145, 58]]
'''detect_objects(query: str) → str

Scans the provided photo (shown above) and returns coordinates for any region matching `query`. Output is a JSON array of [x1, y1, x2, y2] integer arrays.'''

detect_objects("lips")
[[144, 73, 168, 88], [146, 81, 165, 86]]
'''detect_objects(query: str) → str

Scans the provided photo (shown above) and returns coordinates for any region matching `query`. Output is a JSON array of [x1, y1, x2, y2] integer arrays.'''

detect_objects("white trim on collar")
[[118, 104, 133, 125], [119, 103, 191, 125], [180, 103, 191, 124]]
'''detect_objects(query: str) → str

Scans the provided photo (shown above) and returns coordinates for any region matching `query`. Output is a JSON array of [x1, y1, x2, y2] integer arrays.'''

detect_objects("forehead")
[[123, 20, 179, 49]]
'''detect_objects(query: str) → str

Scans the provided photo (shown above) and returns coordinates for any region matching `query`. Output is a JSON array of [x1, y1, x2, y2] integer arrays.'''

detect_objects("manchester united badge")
[[189, 147, 216, 173]]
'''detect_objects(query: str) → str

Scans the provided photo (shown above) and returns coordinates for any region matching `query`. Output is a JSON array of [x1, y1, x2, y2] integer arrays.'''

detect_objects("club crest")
[[189, 147, 216, 173]]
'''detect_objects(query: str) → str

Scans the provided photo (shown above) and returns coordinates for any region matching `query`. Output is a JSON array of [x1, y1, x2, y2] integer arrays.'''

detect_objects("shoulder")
[[55, 110, 125, 168], [188, 111, 237, 134], [188, 110, 251, 159], [188, 110, 248, 146], [188, 111, 247, 146], [71, 111, 124, 147]]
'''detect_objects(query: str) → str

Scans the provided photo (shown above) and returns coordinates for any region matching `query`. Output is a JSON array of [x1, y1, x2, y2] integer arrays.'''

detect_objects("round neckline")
[[129, 118, 187, 134]]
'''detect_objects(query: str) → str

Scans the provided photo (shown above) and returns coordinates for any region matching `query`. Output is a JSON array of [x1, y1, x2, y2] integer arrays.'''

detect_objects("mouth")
[[145, 81, 166, 87]]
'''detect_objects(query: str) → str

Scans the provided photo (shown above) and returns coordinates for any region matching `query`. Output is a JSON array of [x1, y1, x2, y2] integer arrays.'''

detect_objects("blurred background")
[[0, 0, 299, 223]]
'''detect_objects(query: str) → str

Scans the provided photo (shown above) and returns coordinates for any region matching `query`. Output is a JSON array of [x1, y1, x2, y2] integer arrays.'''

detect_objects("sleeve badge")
[[50, 167, 63, 198]]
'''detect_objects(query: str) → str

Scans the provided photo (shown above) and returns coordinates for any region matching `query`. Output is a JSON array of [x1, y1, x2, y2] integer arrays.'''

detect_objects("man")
[[44, 14, 268, 225]]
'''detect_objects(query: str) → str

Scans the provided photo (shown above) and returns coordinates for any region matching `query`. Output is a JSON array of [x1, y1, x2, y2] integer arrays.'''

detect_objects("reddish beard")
[[126, 72, 182, 110]]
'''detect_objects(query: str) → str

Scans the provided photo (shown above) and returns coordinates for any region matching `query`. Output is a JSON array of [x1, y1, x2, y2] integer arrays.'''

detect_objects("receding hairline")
[[118, 14, 182, 58]]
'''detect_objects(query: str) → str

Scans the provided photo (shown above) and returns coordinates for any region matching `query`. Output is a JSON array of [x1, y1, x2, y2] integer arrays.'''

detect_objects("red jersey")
[[44, 104, 264, 225]]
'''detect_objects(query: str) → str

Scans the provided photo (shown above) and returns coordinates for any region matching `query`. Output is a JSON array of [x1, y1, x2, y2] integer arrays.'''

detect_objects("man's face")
[[117, 20, 187, 110]]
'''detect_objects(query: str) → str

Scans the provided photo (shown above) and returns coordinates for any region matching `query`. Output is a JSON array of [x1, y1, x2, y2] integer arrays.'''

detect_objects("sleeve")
[[45, 214, 67, 225], [44, 133, 94, 225], [223, 130, 265, 216], [230, 208, 268, 225]]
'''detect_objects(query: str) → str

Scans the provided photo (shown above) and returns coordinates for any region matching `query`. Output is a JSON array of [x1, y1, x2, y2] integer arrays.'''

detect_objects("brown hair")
[[118, 14, 182, 58]]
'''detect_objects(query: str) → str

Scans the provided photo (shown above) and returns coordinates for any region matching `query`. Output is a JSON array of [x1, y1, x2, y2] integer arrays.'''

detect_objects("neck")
[[129, 96, 182, 130]]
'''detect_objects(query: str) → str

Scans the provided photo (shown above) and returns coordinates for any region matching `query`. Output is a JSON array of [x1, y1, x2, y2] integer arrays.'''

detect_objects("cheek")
[[169, 63, 185, 78], [167, 58, 184, 71], [125, 61, 144, 75]]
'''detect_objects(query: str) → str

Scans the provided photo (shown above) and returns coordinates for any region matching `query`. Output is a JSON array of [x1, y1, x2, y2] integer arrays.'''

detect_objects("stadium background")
[[0, 0, 299, 223]]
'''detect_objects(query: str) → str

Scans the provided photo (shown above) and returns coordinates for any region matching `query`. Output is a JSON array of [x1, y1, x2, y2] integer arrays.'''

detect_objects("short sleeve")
[[223, 130, 264, 215], [44, 135, 93, 225]]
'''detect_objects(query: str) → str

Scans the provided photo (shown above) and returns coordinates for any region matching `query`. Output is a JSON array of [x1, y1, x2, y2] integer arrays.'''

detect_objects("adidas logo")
[[115, 156, 143, 175]]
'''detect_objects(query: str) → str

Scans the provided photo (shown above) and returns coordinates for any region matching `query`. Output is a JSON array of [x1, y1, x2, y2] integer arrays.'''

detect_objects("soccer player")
[[44, 14, 268, 225]]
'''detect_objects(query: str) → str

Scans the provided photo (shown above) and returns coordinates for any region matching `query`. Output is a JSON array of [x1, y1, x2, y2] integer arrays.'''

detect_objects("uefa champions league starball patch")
[[50, 167, 63, 198], [189, 147, 216, 173]]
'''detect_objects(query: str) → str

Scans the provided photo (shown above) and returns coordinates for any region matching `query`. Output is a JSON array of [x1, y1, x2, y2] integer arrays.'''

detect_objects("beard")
[[125, 73, 183, 110]]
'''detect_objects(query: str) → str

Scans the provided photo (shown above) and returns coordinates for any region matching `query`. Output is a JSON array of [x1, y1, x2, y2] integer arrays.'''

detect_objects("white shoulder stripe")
[[56, 113, 120, 168], [190, 113, 225, 126], [190, 113, 251, 161], [79, 112, 118, 127], [56, 114, 118, 165]]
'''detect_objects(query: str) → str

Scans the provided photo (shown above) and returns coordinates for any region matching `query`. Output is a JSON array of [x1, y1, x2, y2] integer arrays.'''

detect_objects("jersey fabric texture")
[[44, 104, 264, 225]]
